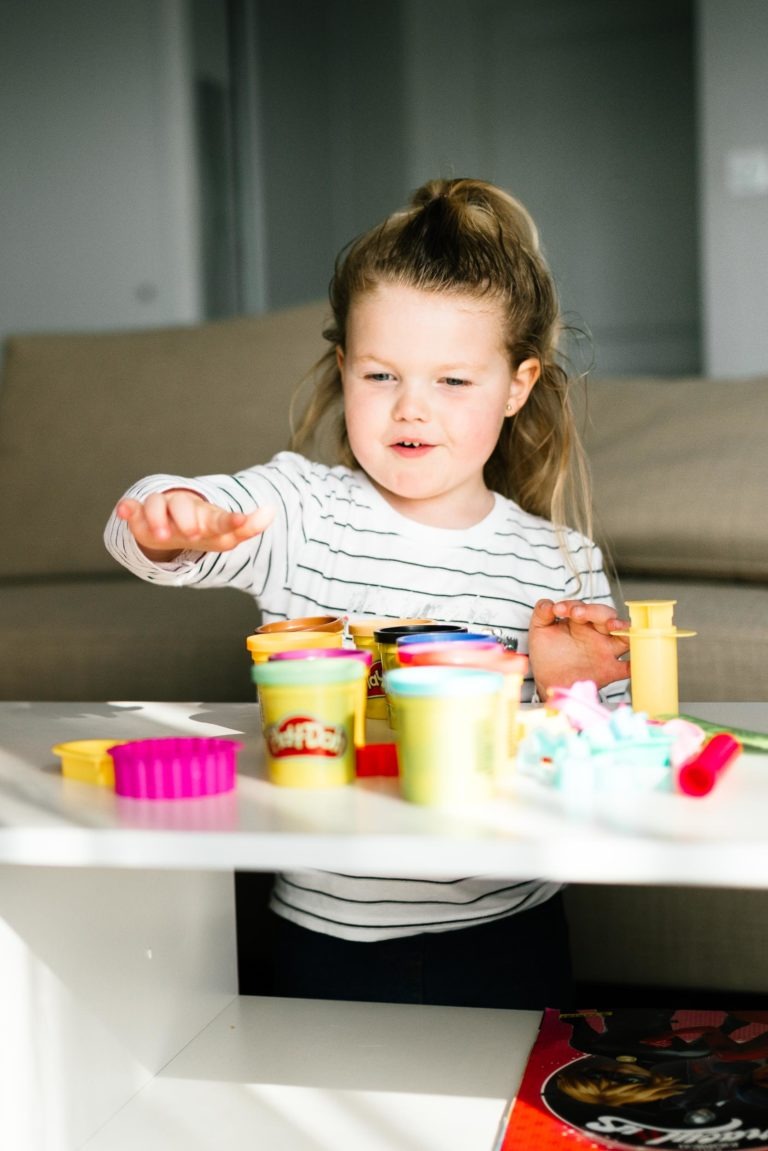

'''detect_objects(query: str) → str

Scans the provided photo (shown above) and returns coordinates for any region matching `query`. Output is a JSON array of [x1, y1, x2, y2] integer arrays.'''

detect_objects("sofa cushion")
[[0, 577, 260, 701], [0, 301, 329, 578], [613, 575, 768, 702], [583, 376, 768, 580]]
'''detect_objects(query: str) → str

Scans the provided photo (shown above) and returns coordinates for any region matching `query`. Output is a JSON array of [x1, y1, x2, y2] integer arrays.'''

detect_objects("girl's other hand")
[[115, 490, 276, 562], [528, 598, 630, 697]]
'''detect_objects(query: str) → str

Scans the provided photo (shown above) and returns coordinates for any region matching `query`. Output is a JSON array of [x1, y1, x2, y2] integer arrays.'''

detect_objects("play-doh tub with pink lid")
[[268, 647, 371, 745], [395, 639, 502, 664], [252, 657, 366, 787]]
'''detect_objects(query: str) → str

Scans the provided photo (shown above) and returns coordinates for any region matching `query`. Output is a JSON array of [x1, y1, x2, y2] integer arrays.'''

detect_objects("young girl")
[[105, 177, 630, 1009]]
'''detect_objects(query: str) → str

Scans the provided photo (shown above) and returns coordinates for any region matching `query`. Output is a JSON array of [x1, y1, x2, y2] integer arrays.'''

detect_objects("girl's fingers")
[[162, 492, 206, 539], [531, 599, 557, 626], [197, 506, 245, 541], [116, 498, 164, 545], [115, 493, 276, 552], [140, 492, 178, 539], [236, 505, 276, 538], [205, 506, 275, 548], [550, 600, 629, 633], [115, 498, 140, 521]]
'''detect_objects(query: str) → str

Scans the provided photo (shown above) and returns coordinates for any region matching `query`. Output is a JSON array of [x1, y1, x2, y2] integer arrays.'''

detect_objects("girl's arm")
[[104, 454, 315, 596], [115, 490, 276, 562]]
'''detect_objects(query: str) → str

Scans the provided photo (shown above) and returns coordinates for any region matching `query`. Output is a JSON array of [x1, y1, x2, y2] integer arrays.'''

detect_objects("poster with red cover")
[[497, 1009, 768, 1150]]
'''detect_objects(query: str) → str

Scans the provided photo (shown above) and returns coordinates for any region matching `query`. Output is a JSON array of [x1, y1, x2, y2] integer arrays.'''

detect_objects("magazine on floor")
[[496, 1008, 768, 1150]]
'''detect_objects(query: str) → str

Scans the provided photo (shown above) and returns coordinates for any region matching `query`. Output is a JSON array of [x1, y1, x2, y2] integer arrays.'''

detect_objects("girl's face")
[[338, 283, 539, 527]]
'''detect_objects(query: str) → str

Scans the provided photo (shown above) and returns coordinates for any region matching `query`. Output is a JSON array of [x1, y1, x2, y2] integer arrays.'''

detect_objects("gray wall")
[[2, 0, 767, 378], [250, 0, 408, 311], [400, 0, 700, 376], [251, 0, 699, 375], [0, 0, 201, 337], [699, 0, 768, 377]]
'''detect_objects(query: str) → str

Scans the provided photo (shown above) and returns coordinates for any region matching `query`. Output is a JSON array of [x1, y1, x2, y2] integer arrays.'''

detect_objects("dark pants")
[[270, 892, 571, 1009]]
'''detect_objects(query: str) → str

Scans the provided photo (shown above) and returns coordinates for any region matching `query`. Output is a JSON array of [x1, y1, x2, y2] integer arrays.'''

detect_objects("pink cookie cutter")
[[108, 737, 242, 799]]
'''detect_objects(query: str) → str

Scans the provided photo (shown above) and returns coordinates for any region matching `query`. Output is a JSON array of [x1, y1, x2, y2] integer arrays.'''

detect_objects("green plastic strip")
[[665, 713, 768, 754]]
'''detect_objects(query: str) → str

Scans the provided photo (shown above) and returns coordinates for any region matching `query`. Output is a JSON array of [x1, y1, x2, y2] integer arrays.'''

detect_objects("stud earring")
[[505, 401, 515, 414]]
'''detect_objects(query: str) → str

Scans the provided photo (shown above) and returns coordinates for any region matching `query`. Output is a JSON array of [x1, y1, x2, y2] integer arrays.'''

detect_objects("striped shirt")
[[105, 451, 625, 941]]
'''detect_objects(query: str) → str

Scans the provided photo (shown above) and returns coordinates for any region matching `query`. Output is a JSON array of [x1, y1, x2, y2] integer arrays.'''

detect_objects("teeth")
[[401, 441, 422, 447]]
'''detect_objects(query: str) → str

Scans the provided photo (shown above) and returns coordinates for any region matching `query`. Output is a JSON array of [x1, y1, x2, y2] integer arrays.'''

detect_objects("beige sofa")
[[570, 376, 768, 1000], [3, 301, 768, 998], [580, 375, 768, 707], [0, 302, 330, 702]]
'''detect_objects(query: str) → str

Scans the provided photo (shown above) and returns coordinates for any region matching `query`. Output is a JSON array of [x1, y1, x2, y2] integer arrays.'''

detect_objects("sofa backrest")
[[582, 376, 768, 581], [3, 306, 767, 585], [0, 301, 330, 578]]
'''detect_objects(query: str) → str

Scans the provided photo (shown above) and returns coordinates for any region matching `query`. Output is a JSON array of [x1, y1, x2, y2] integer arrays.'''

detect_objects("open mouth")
[[391, 440, 433, 458]]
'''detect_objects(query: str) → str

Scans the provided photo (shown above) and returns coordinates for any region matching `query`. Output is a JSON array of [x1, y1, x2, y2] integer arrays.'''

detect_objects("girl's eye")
[[366, 372, 393, 382], [442, 377, 470, 387]]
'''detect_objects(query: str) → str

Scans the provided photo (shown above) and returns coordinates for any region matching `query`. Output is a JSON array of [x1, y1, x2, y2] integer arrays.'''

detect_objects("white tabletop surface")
[[1, 700, 767, 885]]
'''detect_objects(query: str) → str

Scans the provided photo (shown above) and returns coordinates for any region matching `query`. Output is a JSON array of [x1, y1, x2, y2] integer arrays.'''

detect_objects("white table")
[[1, 699, 765, 1150], [3, 700, 768, 884], [81, 997, 540, 1151]]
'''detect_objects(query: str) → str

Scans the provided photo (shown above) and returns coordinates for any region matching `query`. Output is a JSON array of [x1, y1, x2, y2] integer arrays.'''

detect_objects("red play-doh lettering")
[[265, 716, 347, 758]]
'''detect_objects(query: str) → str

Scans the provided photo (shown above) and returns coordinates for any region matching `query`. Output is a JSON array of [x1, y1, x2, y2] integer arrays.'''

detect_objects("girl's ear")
[[505, 357, 540, 416], [336, 347, 345, 377]]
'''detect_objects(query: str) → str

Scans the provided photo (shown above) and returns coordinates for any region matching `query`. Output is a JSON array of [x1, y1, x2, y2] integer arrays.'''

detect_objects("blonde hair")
[[292, 177, 592, 536], [556, 1070, 686, 1107]]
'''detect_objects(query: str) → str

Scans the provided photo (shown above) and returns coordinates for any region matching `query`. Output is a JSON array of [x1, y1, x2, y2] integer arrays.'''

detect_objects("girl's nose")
[[391, 381, 429, 421]]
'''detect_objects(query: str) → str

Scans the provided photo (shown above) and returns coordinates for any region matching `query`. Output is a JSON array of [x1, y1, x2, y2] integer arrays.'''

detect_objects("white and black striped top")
[[106, 451, 625, 941]]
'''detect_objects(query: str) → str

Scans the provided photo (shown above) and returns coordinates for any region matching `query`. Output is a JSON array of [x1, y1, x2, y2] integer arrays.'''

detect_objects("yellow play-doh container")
[[248, 614, 345, 664], [52, 739, 128, 787], [268, 647, 371, 747], [496, 655, 527, 762], [374, 624, 467, 727], [348, 617, 434, 720], [395, 641, 528, 769], [385, 667, 505, 806], [611, 600, 695, 719], [255, 615, 344, 635], [247, 628, 345, 668], [252, 658, 365, 787], [247, 628, 346, 717]]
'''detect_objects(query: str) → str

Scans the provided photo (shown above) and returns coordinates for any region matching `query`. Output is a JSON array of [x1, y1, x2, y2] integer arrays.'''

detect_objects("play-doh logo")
[[265, 716, 347, 758], [367, 661, 384, 697]]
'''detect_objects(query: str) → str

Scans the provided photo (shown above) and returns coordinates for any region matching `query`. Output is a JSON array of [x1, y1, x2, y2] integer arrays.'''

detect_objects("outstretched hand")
[[528, 598, 630, 698], [116, 490, 276, 561]]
